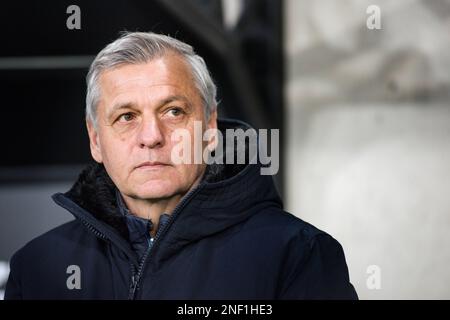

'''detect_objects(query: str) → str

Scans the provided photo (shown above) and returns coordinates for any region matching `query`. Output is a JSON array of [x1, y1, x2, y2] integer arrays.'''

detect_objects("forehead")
[[98, 54, 199, 102]]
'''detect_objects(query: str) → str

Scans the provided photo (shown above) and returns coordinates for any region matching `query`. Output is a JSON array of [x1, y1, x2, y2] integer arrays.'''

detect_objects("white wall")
[[285, 0, 450, 299]]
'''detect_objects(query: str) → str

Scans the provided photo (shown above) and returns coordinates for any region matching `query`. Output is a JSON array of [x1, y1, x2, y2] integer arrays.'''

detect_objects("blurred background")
[[0, 0, 449, 299]]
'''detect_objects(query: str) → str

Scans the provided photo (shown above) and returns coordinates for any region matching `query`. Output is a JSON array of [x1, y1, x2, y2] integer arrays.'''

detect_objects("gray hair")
[[86, 31, 217, 127]]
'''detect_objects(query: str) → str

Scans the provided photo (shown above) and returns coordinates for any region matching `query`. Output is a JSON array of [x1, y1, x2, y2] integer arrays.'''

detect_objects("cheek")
[[173, 163, 205, 185], [99, 134, 134, 173]]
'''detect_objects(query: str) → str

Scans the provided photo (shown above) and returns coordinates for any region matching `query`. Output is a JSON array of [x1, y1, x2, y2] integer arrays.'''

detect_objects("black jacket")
[[5, 119, 358, 300]]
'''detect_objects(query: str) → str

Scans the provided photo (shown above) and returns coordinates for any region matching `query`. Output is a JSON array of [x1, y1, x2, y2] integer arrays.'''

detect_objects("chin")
[[133, 180, 181, 200]]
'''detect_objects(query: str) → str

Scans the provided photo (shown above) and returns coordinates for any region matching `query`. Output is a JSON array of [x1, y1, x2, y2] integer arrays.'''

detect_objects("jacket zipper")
[[80, 219, 108, 241], [54, 193, 145, 298], [56, 184, 203, 299], [128, 221, 162, 299], [80, 215, 141, 300], [128, 183, 204, 300]]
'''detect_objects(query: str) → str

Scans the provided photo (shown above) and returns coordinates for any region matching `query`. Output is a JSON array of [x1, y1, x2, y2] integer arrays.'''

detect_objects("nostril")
[[140, 140, 163, 149]]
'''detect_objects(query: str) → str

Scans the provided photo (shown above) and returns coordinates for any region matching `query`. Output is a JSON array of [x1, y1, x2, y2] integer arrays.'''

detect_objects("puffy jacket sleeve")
[[277, 233, 358, 300], [4, 252, 23, 300]]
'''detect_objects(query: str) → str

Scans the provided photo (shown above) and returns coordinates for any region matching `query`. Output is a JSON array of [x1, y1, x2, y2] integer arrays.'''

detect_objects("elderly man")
[[5, 32, 357, 299]]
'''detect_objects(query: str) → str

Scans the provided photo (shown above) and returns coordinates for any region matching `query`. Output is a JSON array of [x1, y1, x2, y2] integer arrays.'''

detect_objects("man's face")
[[87, 53, 217, 201]]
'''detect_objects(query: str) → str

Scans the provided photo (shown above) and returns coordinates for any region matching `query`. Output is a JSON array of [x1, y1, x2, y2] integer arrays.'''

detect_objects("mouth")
[[135, 161, 170, 170]]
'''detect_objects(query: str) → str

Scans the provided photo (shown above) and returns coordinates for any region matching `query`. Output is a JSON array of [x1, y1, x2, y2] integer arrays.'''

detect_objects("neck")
[[120, 175, 204, 237], [121, 194, 181, 237]]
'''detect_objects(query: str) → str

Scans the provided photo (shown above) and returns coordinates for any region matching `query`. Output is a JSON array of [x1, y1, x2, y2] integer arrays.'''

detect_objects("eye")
[[117, 112, 135, 123], [167, 107, 185, 117]]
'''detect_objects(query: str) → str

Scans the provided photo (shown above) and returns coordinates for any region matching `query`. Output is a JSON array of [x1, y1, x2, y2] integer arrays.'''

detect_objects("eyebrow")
[[107, 102, 133, 119], [107, 94, 193, 120], [159, 95, 193, 109]]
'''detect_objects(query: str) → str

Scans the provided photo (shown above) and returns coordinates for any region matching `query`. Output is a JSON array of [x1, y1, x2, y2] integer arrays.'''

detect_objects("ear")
[[86, 118, 103, 163], [207, 109, 217, 131]]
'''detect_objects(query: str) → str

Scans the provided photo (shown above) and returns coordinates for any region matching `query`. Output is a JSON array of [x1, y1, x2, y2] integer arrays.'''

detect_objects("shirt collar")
[[115, 189, 154, 245]]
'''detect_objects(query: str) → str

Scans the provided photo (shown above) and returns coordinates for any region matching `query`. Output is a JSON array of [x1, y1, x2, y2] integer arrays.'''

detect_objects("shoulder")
[[10, 220, 89, 267], [247, 208, 357, 299], [245, 206, 339, 246], [5, 220, 105, 300], [242, 206, 350, 271]]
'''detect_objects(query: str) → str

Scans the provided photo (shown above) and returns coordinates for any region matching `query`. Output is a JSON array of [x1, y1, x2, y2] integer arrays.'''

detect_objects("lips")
[[135, 161, 169, 169]]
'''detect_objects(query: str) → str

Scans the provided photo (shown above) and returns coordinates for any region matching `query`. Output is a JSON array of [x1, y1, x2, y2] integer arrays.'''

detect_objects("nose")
[[137, 116, 165, 149]]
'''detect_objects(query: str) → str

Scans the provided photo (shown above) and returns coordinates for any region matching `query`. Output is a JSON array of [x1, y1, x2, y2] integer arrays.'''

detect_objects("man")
[[5, 32, 357, 299]]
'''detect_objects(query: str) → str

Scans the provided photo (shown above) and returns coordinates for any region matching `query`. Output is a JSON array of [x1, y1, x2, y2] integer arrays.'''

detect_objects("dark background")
[[0, 0, 283, 176], [0, 0, 284, 278]]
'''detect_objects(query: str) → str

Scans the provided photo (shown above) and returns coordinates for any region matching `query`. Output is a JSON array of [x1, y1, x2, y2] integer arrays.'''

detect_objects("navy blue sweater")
[[5, 119, 357, 300]]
